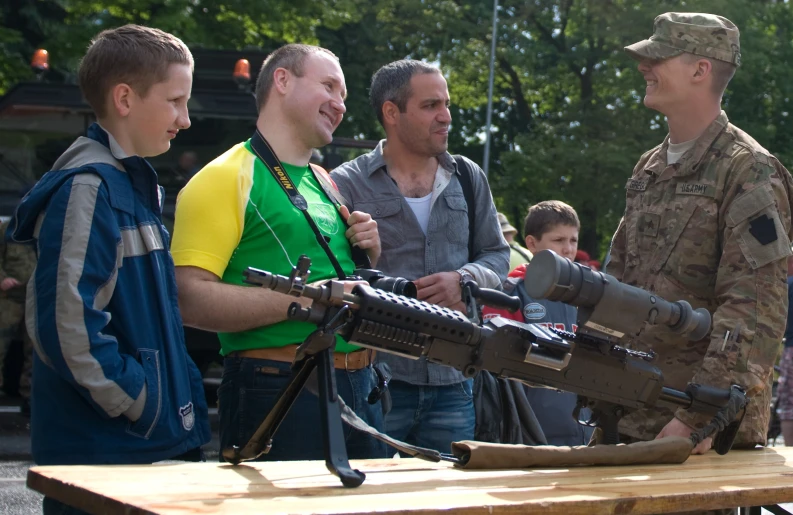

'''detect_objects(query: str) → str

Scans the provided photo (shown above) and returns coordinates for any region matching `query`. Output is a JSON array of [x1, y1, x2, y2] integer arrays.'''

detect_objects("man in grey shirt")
[[331, 60, 509, 453]]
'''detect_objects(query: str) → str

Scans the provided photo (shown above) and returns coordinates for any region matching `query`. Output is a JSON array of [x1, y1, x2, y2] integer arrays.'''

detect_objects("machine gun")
[[223, 250, 747, 488]]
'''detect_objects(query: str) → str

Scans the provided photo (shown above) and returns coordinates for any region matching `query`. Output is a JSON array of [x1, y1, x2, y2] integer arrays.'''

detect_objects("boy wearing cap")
[[608, 13, 793, 455], [498, 212, 532, 270]]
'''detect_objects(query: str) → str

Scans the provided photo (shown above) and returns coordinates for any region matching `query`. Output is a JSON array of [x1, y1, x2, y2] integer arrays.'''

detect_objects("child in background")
[[483, 200, 593, 445]]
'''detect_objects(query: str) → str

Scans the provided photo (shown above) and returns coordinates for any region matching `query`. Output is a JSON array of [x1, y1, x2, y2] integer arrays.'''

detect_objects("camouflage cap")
[[624, 12, 741, 67]]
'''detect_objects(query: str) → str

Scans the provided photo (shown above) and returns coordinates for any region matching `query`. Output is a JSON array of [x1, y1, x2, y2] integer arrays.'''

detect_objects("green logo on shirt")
[[310, 203, 340, 235]]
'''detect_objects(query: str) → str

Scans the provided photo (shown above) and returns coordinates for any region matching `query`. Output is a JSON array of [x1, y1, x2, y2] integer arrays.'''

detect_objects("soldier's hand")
[[340, 206, 381, 267], [655, 417, 712, 455], [0, 277, 21, 291]]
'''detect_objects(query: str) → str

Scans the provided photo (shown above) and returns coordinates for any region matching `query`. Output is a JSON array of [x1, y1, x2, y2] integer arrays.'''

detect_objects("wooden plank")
[[27, 448, 793, 515]]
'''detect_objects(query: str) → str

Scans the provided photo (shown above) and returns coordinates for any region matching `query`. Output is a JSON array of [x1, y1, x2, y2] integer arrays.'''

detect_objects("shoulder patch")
[[748, 214, 778, 245]]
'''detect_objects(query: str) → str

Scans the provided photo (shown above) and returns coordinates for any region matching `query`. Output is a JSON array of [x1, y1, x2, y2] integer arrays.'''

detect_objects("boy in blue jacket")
[[5, 24, 210, 514], [483, 201, 593, 446]]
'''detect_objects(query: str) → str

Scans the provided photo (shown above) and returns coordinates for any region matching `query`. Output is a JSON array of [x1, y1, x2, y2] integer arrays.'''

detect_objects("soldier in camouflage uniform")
[[0, 219, 37, 403], [609, 13, 793, 456]]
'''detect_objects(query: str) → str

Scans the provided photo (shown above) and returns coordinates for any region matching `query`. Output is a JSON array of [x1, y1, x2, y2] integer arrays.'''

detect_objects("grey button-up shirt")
[[331, 140, 509, 385]]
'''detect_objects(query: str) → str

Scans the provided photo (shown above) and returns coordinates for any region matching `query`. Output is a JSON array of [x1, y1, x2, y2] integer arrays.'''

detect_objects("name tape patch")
[[627, 179, 648, 192], [676, 183, 715, 197]]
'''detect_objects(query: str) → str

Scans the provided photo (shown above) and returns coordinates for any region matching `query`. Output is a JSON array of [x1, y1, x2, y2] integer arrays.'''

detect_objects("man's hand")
[[340, 206, 381, 267], [0, 277, 21, 291], [340, 279, 368, 295], [414, 272, 463, 308], [655, 417, 712, 455]]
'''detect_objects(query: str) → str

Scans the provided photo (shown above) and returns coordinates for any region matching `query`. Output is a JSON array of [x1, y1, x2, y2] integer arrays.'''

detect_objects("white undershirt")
[[406, 192, 433, 235], [667, 138, 697, 165]]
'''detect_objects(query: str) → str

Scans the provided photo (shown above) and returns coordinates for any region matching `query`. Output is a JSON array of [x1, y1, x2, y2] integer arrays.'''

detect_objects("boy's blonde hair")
[[523, 200, 580, 239], [78, 24, 193, 118]]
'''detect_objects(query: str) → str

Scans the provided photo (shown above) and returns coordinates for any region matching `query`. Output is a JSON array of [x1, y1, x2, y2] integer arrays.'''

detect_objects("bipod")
[[222, 303, 365, 488]]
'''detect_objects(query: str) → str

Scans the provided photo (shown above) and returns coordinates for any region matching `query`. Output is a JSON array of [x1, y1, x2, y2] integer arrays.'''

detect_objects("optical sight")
[[524, 250, 711, 343]]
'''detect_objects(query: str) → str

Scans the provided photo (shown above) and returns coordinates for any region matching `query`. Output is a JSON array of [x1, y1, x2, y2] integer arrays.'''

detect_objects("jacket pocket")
[[126, 349, 162, 439], [356, 198, 405, 249], [443, 194, 469, 246], [727, 184, 793, 269], [657, 202, 716, 298]]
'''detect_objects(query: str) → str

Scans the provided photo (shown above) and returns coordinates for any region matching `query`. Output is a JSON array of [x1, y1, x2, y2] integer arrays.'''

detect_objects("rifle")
[[223, 250, 747, 488]]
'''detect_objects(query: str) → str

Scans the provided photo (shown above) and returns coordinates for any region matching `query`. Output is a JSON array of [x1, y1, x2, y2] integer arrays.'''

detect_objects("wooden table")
[[27, 448, 793, 515]]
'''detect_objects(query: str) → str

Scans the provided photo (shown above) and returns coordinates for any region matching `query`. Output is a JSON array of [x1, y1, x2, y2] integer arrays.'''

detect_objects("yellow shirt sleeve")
[[171, 144, 253, 278]]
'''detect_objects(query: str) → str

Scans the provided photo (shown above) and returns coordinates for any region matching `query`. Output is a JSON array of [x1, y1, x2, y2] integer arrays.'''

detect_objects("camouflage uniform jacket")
[[0, 220, 36, 302], [609, 111, 793, 446]]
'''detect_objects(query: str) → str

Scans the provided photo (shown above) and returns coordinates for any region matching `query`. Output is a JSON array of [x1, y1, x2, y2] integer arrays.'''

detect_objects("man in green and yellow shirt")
[[171, 44, 384, 461]]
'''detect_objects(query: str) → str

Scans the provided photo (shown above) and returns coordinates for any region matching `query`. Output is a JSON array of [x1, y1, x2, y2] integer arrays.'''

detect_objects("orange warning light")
[[233, 58, 251, 84], [31, 49, 50, 73]]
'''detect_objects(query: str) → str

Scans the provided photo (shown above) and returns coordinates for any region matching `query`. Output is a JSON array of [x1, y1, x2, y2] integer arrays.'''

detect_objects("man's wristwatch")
[[456, 268, 474, 287]]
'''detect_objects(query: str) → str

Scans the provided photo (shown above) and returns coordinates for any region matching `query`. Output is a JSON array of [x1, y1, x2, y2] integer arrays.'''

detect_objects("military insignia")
[[637, 212, 660, 238], [179, 402, 195, 431], [523, 303, 547, 320], [676, 183, 715, 197], [748, 214, 778, 245], [627, 179, 648, 191]]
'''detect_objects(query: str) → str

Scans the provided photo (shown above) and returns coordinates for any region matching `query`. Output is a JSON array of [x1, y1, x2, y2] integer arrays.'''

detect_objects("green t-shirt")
[[177, 140, 359, 355]]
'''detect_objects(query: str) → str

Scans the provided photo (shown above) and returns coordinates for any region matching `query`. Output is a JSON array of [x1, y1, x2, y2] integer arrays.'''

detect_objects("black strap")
[[303, 377, 460, 464], [454, 155, 476, 261], [249, 130, 357, 279]]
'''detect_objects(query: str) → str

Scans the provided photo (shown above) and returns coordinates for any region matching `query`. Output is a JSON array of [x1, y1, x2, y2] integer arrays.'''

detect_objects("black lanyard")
[[249, 130, 368, 279]]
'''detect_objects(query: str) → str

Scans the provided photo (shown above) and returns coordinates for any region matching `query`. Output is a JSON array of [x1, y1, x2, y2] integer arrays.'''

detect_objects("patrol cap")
[[497, 212, 517, 236], [624, 12, 741, 67]]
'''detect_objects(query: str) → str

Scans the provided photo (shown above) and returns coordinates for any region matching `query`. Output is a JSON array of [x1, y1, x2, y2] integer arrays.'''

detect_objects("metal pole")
[[482, 0, 499, 177]]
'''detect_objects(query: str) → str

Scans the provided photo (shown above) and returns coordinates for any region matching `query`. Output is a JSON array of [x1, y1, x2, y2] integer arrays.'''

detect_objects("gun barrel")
[[244, 268, 306, 295], [658, 387, 693, 408]]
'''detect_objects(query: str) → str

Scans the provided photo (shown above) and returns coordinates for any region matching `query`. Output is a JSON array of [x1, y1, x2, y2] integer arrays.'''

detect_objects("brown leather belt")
[[229, 345, 375, 371]]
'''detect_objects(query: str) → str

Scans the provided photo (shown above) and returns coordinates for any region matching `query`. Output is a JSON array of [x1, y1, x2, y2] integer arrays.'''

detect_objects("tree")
[[3, 0, 793, 260]]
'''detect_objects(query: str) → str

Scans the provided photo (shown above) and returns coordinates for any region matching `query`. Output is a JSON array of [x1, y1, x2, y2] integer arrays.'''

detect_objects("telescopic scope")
[[524, 250, 711, 342]]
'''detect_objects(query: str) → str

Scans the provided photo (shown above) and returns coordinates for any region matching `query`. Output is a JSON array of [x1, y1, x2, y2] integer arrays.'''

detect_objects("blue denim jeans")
[[218, 356, 387, 462], [384, 379, 475, 454]]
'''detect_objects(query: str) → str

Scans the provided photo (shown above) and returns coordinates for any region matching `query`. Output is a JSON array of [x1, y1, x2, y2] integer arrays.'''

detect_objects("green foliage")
[[2, 0, 792, 259]]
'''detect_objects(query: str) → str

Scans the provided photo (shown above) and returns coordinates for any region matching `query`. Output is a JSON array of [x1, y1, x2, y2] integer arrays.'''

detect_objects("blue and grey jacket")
[[6, 124, 210, 465]]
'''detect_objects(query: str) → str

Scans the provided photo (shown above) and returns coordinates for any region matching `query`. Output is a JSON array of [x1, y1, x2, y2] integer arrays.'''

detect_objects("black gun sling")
[[249, 129, 370, 279]]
